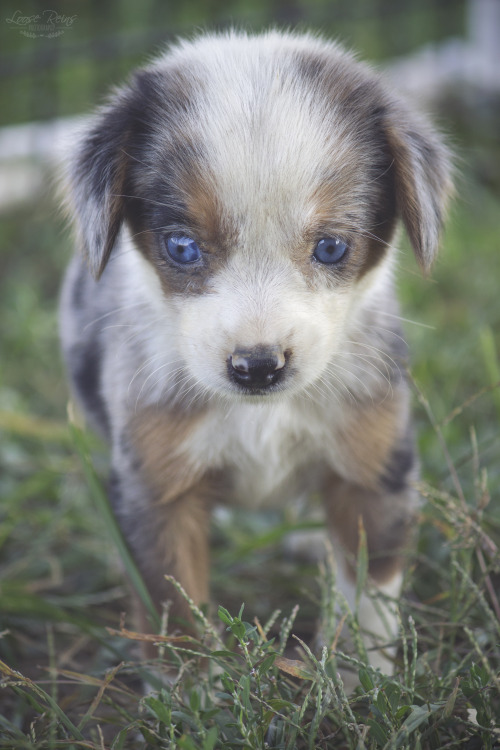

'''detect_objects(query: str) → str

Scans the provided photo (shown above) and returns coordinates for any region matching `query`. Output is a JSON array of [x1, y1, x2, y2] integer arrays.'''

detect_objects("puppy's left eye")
[[165, 235, 202, 264], [313, 237, 348, 265]]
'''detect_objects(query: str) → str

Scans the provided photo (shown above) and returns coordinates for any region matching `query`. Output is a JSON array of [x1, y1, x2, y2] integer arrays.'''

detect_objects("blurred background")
[[0, 0, 499, 728]]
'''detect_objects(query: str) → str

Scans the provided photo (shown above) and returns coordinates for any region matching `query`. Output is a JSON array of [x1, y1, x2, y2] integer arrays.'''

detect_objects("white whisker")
[[378, 310, 435, 330]]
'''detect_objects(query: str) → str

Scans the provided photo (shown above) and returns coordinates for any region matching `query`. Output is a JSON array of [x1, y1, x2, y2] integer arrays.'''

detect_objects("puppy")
[[60, 30, 452, 684]]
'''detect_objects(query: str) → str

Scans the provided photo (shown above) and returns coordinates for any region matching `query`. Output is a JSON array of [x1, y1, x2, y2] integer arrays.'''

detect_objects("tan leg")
[[110, 408, 215, 655], [323, 475, 416, 685], [130, 489, 212, 644], [108, 477, 213, 668]]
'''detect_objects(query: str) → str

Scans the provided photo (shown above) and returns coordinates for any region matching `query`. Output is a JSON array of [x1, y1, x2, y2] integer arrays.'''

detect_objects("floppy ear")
[[67, 93, 134, 280], [385, 106, 453, 273]]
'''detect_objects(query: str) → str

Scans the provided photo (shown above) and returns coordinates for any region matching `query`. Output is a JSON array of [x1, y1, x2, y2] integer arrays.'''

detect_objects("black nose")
[[229, 345, 288, 390]]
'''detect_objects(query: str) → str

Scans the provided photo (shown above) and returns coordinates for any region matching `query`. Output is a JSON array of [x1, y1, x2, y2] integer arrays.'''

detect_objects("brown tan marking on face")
[[126, 161, 237, 298], [304, 150, 398, 284], [183, 170, 230, 248]]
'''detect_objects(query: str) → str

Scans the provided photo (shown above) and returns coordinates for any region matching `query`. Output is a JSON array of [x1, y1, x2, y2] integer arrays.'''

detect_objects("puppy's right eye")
[[313, 237, 348, 265], [165, 235, 202, 264]]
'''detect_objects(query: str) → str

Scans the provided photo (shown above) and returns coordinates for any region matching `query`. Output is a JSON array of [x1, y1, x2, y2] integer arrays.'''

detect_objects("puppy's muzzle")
[[228, 345, 288, 391]]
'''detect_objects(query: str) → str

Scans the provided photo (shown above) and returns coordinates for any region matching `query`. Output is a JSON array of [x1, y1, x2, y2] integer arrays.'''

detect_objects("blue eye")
[[165, 235, 202, 264], [313, 237, 348, 265]]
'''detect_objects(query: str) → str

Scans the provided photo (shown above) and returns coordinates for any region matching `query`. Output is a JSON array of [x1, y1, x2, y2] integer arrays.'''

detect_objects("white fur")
[[335, 561, 403, 691]]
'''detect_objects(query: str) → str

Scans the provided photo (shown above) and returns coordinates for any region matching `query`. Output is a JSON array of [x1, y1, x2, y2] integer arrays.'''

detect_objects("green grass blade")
[[479, 326, 500, 420], [0, 661, 85, 741], [69, 422, 160, 630]]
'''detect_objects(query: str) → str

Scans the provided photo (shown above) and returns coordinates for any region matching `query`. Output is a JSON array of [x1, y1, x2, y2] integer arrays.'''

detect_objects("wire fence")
[[0, 0, 466, 127]]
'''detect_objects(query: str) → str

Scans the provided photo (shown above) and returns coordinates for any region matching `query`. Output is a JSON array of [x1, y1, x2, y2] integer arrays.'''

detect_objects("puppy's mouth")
[[226, 345, 291, 396]]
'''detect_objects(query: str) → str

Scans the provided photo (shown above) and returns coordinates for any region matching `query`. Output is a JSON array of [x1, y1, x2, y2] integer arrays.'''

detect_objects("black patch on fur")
[[293, 50, 327, 84], [70, 340, 109, 437], [117, 70, 208, 270], [380, 441, 415, 494], [107, 468, 146, 554], [126, 172, 191, 239], [72, 64, 201, 276]]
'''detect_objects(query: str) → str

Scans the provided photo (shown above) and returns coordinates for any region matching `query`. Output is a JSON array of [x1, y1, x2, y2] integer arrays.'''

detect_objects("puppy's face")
[[68, 32, 451, 403]]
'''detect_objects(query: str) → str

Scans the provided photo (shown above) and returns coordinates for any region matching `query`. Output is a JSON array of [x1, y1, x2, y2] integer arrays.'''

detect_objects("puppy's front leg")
[[323, 400, 418, 683], [110, 410, 213, 650], [325, 478, 415, 677]]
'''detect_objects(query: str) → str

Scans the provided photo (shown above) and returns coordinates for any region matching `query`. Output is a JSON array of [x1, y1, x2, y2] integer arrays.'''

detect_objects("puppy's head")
[[67, 31, 452, 402]]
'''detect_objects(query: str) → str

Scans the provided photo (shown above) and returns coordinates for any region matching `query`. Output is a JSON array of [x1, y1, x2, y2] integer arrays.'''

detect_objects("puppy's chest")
[[189, 403, 325, 508]]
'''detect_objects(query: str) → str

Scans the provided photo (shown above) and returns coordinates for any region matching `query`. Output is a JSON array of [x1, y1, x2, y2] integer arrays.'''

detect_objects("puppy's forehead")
[[147, 33, 388, 237]]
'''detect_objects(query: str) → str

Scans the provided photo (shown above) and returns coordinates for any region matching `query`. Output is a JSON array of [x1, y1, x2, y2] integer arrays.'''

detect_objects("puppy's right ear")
[[67, 92, 134, 280], [384, 104, 454, 274]]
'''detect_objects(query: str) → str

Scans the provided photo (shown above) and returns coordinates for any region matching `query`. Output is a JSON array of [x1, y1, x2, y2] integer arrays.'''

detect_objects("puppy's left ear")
[[385, 105, 453, 273]]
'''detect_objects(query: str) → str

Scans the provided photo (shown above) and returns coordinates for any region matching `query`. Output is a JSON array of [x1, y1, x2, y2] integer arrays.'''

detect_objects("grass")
[[0, 147, 499, 746]]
